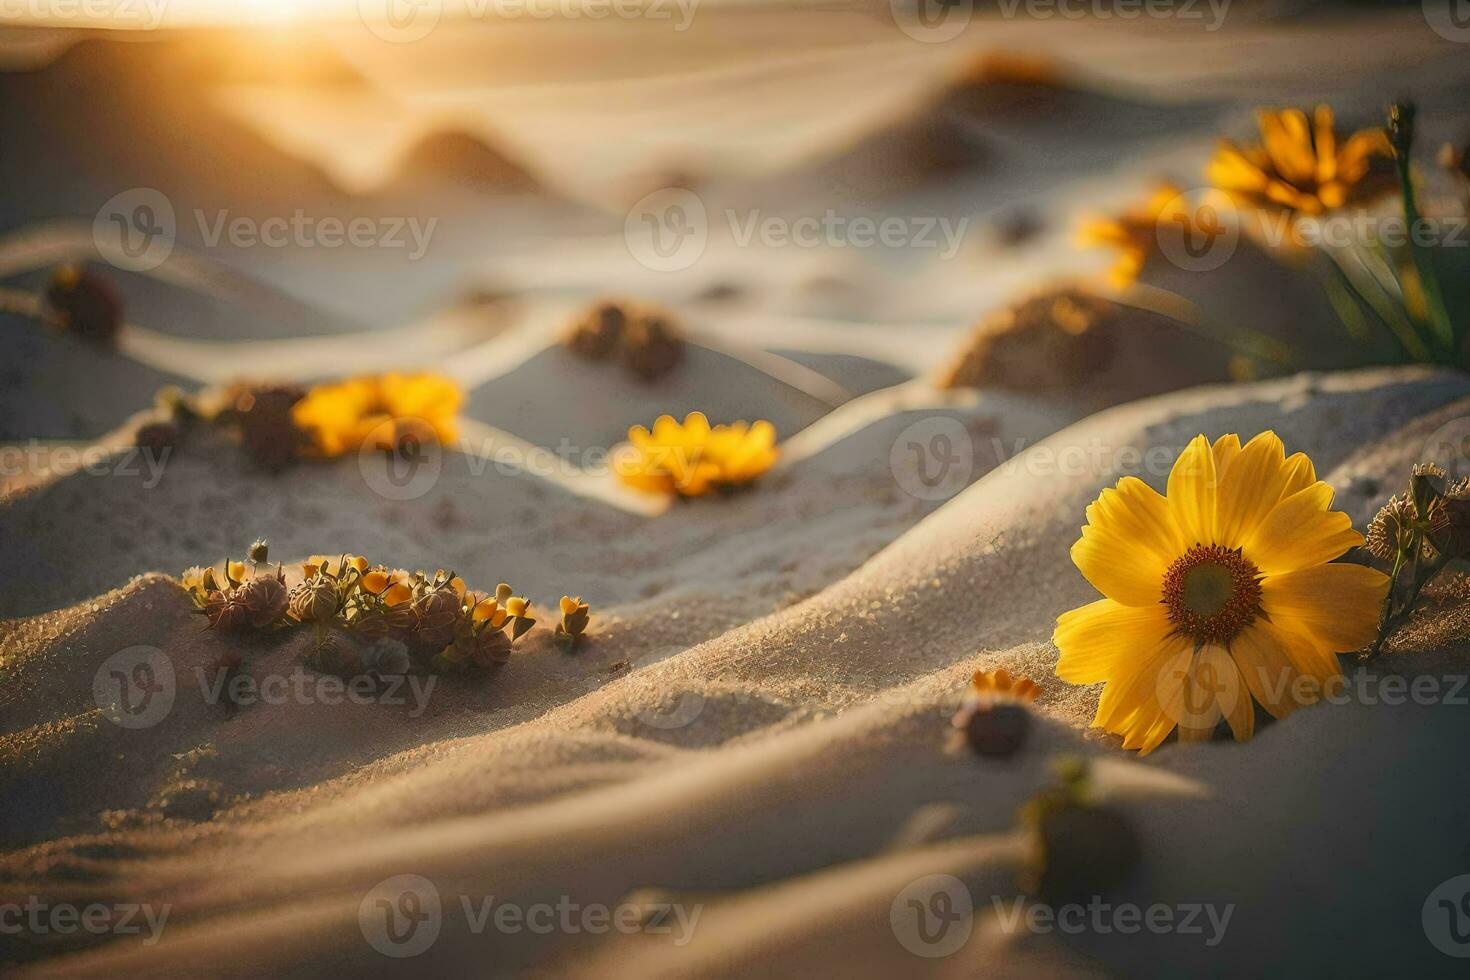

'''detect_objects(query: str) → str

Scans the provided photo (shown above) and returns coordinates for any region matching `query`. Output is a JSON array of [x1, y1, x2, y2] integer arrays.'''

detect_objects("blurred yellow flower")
[[1053, 432, 1388, 754], [292, 372, 462, 458], [970, 668, 1040, 704], [1077, 182, 1186, 287], [1207, 106, 1391, 218], [615, 412, 778, 497]]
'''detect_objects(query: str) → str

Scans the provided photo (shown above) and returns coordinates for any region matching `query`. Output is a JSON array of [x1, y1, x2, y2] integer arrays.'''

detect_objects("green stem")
[[1395, 152, 1457, 354], [1119, 283, 1296, 367], [1323, 247, 1432, 362]]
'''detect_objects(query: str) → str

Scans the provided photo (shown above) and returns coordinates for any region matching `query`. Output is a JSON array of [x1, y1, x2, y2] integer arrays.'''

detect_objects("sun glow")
[[8, 0, 353, 28]]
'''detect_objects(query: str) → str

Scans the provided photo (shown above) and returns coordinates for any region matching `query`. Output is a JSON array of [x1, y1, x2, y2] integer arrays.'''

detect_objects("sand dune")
[[6, 9, 1470, 978], [4, 367, 1470, 977]]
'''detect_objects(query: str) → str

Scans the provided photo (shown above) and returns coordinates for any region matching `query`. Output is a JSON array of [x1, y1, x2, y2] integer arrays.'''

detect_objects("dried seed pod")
[[554, 595, 591, 649], [621, 309, 685, 383], [225, 383, 308, 473], [1021, 801, 1140, 905], [248, 538, 270, 564], [411, 571, 464, 647], [564, 301, 628, 360], [204, 590, 252, 631], [442, 617, 512, 671], [236, 571, 289, 629], [288, 576, 340, 625], [45, 264, 122, 347], [134, 421, 178, 458], [1018, 758, 1140, 904], [955, 701, 1030, 758]]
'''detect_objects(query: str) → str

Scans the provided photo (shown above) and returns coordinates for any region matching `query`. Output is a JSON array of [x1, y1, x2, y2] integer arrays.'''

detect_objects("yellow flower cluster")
[[615, 412, 778, 497], [1207, 105, 1391, 217], [1080, 105, 1392, 285], [291, 372, 462, 458], [969, 668, 1040, 704], [1077, 182, 1187, 288], [178, 545, 590, 676]]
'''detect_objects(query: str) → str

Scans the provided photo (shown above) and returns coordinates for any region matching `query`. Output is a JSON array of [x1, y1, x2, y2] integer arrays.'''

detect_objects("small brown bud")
[[236, 573, 288, 628]]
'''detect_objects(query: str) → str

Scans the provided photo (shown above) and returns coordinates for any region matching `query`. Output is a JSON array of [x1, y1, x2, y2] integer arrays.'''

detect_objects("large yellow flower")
[[1207, 105, 1391, 218], [292, 372, 462, 458], [1053, 432, 1389, 754], [615, 412, 778, 497]]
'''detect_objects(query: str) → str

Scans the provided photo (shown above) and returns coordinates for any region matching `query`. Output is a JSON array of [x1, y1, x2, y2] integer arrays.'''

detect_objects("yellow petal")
[[1313, 104, 1337, 186], [1261, 563, 1389, 654], [1166, 434, 1218, 547], [1214, 431, 1292, 545], [1230, 621, 1303, 719], [1211, 433, 1242, 473], [1243, 482, 1362, 575], [1054, 599, 1174, 685], [1094, 633, 1188, 735], [1069, 527, 1168, 607], [1221, 657, 1255, 742]]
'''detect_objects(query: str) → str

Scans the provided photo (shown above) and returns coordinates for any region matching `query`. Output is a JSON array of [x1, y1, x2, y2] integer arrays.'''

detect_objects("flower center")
[[1161, 544, 1263, 644]]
